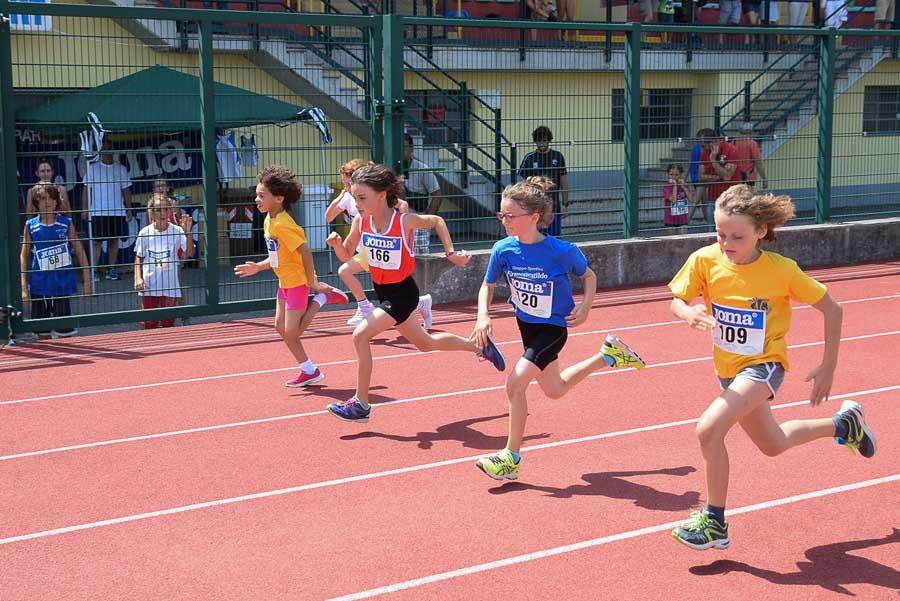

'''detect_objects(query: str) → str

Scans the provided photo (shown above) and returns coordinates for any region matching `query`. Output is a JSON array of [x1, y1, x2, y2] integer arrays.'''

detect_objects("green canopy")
[[16, 65, 305, 132]]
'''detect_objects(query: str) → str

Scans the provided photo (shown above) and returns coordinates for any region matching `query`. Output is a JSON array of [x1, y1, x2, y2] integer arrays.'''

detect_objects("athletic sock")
[[508, 450, 521, 464], [356, 397, 371, 409], [312, 293, 327, 306], [703, 504, 726, 524], [601, 354, 616, 367], [833, 414, 850, 440], [358, 299, 372, 307], [299, 360, 316, 375]]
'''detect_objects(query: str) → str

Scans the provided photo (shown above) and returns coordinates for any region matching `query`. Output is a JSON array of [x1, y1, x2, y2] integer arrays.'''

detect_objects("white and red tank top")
[[360, 209, 415, 284]]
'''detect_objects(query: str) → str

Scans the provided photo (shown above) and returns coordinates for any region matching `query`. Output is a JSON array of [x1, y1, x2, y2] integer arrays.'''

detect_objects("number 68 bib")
[[36, 243, 72, 271], [362, 232, 402, 270], [508, 274, 554, 319], [711, 302, 766, 356]]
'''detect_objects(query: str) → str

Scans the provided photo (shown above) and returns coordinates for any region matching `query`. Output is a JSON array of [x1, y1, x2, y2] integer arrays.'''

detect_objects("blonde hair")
[[715, 184, 794, 242], [502, 180, 554, 228]]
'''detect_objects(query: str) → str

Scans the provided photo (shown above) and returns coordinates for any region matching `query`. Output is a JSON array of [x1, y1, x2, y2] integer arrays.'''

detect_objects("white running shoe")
[[418, 294, 433, 330], [347, 302, 374, 326]]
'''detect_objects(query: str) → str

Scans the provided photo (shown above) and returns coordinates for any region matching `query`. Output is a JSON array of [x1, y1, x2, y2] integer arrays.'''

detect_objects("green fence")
[[2, 1, 899, 337]]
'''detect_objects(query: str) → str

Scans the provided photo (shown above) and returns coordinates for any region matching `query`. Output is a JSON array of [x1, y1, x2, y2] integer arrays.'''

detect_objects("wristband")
[[445, 250, 456, 257]]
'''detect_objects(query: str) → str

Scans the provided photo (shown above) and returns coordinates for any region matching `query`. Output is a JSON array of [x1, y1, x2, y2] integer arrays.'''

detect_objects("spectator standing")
[[402, 133, 443, 254], [718, 0, 743, 44], [662, 164, 691, 234], [688, 128, 716, 223], [735, 122, 768, 189], [134, 195, 193, 329], [788, 0, 809, 26], [20, 185, 91, 338], [875, 0, 896, 36], [83, 138, 132, 280], [699, 132, 740, 209], [26, 159, 72, 218], [518, 125, 569, 237]]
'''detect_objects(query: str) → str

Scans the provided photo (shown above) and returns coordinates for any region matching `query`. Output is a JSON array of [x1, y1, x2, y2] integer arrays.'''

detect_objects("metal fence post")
[[369, 16, 384, 160], [0, 6, 23, 339], [199, 19, 220, 305], [815, 29, 835, 224], [623, 24, 641, 238], [382, 13, 404, 174]]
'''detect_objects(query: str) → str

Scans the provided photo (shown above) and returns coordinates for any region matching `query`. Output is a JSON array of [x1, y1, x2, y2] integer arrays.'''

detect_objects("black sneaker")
[[835, 400, 877, 458], [671, 512, 730, 550]]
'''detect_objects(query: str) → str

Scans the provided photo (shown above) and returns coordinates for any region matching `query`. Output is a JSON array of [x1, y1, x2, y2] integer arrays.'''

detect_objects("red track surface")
[[2, 262, 899, 600]]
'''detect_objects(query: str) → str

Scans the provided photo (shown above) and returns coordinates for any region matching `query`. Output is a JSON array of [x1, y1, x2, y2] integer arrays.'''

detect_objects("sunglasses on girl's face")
[[497, 212, 533, 222]]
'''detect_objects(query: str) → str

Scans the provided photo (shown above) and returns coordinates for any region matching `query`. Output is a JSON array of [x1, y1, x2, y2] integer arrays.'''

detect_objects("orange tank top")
[[360, 209, 416, 284]]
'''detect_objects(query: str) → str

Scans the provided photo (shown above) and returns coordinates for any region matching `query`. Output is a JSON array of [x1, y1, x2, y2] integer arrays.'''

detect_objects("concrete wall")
[[414, 218, 900, 303]]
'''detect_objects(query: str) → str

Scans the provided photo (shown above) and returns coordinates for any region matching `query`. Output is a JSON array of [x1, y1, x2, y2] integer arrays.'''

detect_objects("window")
[[863, 86, 900, 135], [406, 90, 469, 146], [611, 88, 692, 141], [10, 0, 53, 32]]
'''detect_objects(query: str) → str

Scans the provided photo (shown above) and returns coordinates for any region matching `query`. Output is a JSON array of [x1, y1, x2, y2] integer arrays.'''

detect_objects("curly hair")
[[502, 180, 554, 228], [350, 163, 404, 208], [258, 165, 303, 212], [715, 184, 795, 242]]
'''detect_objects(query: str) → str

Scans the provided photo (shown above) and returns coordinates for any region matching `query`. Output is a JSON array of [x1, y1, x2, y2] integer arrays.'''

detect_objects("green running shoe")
[[601, 334, 646, 369], [476, 448, 520, 480], [671, 511, 730, 550]]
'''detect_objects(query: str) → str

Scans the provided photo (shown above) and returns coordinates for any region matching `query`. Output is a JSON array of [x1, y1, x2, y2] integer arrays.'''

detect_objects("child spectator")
[[662, 164, 691, 233], [26, 159, 72, 218], [134, 194, 193, 329], [20, 185, 91, 338]]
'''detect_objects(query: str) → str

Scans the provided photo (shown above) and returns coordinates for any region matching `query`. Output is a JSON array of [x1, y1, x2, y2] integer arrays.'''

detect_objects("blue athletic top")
[[485, 235, 588, 328], [26, 215, 77, 297], [689, 143, 703, 183]]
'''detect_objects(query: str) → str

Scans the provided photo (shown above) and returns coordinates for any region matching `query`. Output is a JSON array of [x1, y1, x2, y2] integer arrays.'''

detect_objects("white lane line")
[[1, 383, 896, 545], [7, 291, 900, 406], [3, 330, 900, 461], [327, 473, 900, 601]]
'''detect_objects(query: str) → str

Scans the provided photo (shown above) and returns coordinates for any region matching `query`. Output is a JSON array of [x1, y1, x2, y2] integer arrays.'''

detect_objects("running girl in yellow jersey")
[[668, 184, 876, 551]]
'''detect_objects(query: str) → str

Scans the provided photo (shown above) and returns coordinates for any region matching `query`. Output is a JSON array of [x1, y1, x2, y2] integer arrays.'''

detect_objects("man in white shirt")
[[82, 138, 132, 280], [402, 133, 442, 215]]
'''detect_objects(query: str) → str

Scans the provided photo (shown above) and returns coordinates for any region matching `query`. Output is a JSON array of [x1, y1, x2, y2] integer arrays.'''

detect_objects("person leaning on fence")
[[20, 184, 91, 339], [134, 194, 193, 330], [699, 132, 740, 217]]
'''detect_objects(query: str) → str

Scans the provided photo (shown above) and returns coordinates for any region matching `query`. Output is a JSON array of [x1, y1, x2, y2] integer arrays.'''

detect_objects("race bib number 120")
[[711, 302, 766, 356], [508, 274, 553, 319]]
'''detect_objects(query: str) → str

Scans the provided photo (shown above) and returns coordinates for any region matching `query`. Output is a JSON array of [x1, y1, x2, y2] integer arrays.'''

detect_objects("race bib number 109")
[[711, 302, 766, 356]]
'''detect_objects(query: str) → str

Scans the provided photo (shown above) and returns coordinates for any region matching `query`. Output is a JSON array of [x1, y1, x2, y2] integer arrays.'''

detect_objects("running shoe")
[[476, 449, 520, 480], [671, 511, 730, 550], [834, 400, 877, 458], [285, 368, 324, 388], [419, 294, 433, 330], [106, 267, 120, 281], [50, 328, 78, 339], [316, 283, 349, 306], [601, 334, 646, 369], [477, 335, 506, 372], [327, 397, 371, 422], [347, 302, 374, 326]]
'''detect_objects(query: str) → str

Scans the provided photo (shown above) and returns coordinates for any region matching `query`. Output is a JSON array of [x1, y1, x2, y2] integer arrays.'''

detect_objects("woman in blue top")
[[20, 185, 91, 338], [471, 178, 647, 480]]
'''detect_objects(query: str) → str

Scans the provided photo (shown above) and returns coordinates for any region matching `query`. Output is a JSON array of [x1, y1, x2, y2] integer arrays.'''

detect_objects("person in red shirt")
[[734, 122, 768, 189], [699, 134, 740, 207]]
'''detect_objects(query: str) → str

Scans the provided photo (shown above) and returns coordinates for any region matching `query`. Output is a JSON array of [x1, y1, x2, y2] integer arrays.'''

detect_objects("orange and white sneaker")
[[316, 283, 349, 306]]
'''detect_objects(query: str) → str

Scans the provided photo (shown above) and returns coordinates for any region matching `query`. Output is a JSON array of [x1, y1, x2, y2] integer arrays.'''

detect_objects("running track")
[[1, 262, 898, 600]]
